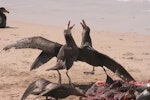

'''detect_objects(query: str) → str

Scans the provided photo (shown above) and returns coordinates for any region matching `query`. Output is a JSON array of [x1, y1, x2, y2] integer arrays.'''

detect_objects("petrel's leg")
[[57, 70, 62, 84], [66, 70, 73, 87], [84, 66, 95, 75]]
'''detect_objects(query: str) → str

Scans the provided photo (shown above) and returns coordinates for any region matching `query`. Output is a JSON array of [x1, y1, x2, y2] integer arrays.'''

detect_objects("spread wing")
[[3, 36, 62, 70], [3, 36, 135, 82], [30, 51, 57, 70], [78, 47, 135, 82], [3, 36, 62, 53]]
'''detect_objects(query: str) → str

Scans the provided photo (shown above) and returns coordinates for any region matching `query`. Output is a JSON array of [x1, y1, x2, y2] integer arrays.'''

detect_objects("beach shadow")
[[5, 26, 18, 29]]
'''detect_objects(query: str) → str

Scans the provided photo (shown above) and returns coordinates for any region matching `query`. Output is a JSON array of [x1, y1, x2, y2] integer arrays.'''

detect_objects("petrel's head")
[[0, 7, 9, 13], [80, 19, 90, 32], [64, 20, 75, 35]]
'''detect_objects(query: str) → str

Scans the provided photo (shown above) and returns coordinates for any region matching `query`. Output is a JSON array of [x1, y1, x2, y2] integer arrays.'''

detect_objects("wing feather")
[[3, 36, 62, 53], [21, 81, 37, 100], [78, 47, 135, 82], [30, 51, 56, 70]]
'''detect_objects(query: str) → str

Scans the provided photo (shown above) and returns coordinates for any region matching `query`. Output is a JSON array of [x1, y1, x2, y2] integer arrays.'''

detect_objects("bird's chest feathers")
[[64, 47, 74, 56], [64, 46, 78, 59]]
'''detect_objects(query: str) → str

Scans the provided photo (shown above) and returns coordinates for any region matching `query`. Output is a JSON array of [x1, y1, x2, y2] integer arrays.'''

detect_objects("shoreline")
[[8, 19, 150, 35], [2, 0, 150, 34]]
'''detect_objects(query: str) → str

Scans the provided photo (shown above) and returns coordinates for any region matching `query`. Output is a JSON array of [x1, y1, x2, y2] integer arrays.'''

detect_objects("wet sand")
[[0, 20, 150, 100]]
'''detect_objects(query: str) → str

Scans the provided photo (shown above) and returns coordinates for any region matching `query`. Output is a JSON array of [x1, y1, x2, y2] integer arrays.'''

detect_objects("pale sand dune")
[[0, 20, 150, 100]]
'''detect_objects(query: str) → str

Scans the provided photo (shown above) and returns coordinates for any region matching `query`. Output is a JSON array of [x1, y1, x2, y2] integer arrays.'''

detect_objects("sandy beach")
[[0, 20, 150, 100]]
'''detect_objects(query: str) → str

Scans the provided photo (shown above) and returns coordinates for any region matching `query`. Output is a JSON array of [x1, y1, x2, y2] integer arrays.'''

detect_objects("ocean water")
[[0, 0, 150, 34]]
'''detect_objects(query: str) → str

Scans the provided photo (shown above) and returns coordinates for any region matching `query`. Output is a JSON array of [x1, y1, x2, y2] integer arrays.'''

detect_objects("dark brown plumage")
[[80, 20, 95, 75], [3, 36, 62, 71], [21, 78, 86, 100], [78, 47, 135, 82], [46, 21, 79, 85], [79, 20, 134, 81], [0, 7, 9, 28], [80, 20, 92, 48], [3, 23, 135, 82]]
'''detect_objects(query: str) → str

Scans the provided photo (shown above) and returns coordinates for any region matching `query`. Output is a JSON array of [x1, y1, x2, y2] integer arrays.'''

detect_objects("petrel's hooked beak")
[[0, 7, 10, 13], [4, 9, 9, 13], [67, 20, 75, 30], [80, 19, 86, 29]]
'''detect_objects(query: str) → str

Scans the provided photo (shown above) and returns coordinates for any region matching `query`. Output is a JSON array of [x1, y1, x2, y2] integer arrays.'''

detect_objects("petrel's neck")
[[81, 28, 92, 47], [64, 32, 77, 46], [82, 29, 90, 39]]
